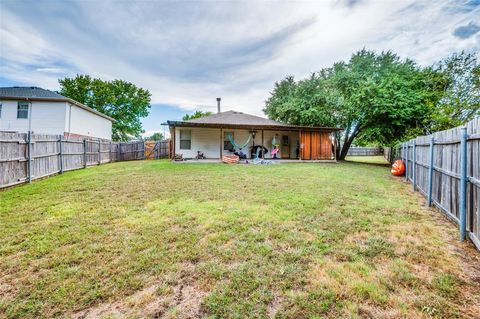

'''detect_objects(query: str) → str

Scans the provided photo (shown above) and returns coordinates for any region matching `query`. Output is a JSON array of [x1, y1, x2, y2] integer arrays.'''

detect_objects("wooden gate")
[[144, 140, 170, 159], [300, 131, 333, 160]]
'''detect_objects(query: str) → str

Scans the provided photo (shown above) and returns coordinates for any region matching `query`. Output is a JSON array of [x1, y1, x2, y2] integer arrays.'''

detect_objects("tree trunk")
[[337, 128, 361, 160]]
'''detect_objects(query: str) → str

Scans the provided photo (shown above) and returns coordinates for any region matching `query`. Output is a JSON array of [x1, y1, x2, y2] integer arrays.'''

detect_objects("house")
[[167, 99, 341, 161], [0, 86, 114, 140]]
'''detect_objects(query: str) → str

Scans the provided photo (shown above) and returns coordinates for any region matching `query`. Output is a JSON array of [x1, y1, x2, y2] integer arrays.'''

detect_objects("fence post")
[[27, 131, 32, 183], [118, 142, 121, 161], [59, 135, 64, 174], [427, 137, 434, 206], [83, 139, 87, 168], [405, 142, 409, 182], [109, 141, 112, 163], [460, 127, 468, 242], [412, 140, 416, 191], [98, 139, 101, 165]]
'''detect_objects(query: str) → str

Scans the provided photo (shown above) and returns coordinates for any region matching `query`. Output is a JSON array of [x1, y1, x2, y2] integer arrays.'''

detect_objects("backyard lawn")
[[1, 158, 479, 318]]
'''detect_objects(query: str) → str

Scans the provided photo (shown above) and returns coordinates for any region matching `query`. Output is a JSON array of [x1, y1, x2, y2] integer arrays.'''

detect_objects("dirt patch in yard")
[[73, 262, 207, 319]]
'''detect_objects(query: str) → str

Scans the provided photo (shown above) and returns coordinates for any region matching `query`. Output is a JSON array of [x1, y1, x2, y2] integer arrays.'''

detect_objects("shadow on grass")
[[344, 156, 391, 167]]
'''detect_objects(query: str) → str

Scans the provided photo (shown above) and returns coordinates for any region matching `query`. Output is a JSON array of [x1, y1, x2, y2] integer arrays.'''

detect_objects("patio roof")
[[167, 110, 342, 131]]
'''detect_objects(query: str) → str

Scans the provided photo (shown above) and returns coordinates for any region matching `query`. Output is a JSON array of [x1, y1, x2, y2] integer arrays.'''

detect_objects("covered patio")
[[167, 110, 341, 162]]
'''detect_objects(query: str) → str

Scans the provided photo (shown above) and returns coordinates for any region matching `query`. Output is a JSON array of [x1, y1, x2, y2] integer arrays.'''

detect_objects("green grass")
[[1, 160, 479, 318]]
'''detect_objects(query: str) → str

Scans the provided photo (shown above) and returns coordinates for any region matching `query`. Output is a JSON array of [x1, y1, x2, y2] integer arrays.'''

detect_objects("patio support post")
[[261, 129, 264, 158], [459, 127, 468, 241], [172, 127, 176, 160], [298, 130, 301, 160], [219, 128, 222, 160]]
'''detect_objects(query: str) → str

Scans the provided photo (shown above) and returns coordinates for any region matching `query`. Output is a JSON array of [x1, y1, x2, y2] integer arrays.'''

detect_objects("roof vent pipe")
[[216, 97, 221, 113]]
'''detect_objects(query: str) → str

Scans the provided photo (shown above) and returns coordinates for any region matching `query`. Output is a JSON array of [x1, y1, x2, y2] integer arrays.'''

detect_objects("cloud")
[[1, 0, 479, 130], [334, 0, 365, 9], [453, 21, 480, 39], [36, 67, 68, 74]]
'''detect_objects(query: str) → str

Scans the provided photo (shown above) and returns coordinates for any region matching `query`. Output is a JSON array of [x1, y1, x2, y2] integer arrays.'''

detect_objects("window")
[[17, 102, 29, 119], [179, 129, 191, 150], [224, 131, 234, 151]]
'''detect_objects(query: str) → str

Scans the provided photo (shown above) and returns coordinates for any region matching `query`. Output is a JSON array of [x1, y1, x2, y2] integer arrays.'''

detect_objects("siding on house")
[[0, 100, 67, 134], [66, 103, 112, 140], [174, 127, 300, 159], [0, 100, 112, 140]]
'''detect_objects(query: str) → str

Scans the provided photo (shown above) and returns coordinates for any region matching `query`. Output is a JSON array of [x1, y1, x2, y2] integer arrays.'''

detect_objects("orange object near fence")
[[391, 159, 405, 176]]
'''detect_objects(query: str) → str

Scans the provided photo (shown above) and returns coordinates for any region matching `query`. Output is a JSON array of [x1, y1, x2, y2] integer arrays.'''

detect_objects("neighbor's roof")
[[0, 86, 114, 121], [168, 110, 341, 131]]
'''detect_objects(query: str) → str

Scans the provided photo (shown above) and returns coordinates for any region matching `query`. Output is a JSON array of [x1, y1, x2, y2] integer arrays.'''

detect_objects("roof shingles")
[[0, 87, 66, 99], [0, 86, 114, 121], [184, 110, 288, 126]]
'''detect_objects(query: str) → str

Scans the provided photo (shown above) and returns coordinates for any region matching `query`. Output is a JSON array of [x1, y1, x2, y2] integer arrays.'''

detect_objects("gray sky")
[[1, 0, 479, 134]]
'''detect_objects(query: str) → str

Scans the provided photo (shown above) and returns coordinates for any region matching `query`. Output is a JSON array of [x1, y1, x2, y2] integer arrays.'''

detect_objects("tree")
[[59, 75, 151, 141], [182, 110, 213, 121], [144, 132, 164, 141], [429, 51, 480, 131], [264, 49, 443, 160]]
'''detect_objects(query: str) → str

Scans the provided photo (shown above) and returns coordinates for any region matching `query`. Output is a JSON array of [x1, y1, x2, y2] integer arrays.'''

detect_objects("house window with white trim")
[[179, 129, 191, 150], [17, 102, 29, 119]]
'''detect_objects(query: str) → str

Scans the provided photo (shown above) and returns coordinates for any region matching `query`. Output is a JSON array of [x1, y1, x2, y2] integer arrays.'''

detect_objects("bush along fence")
[[0, 131, 146, 188], [400, 117, 480, 250], [346, 147, 383, 156]]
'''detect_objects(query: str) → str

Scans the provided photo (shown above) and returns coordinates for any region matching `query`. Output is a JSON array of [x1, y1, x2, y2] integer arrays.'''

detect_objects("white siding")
[[0, 100, 112, 140], [175, 127, 221, 158], [0, 100, 67, 134], [174, 127, 300, 159], [66, 103, 112, 140]]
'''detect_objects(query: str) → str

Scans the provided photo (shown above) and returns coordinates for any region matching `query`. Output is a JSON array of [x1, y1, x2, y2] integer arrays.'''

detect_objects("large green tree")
[[59, 75, 151, 141], [144, 132, 164, 141], [429, 51, 480, 131], [264, 49, 443, 160], [182, 110, 213, 121]]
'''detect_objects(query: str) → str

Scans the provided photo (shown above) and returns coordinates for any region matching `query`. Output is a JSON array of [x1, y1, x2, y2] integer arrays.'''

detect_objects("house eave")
[[167, 120, 342, 132]]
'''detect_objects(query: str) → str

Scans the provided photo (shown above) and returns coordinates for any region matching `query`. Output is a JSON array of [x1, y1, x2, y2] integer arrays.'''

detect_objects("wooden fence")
[[347, 147, 383, 156], [400, 117, 480, 250], [0, 132, 145, 188]]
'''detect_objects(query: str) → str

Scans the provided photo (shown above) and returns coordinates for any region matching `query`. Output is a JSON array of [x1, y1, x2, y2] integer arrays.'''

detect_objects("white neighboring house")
[[0, 86, 114, 140]]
